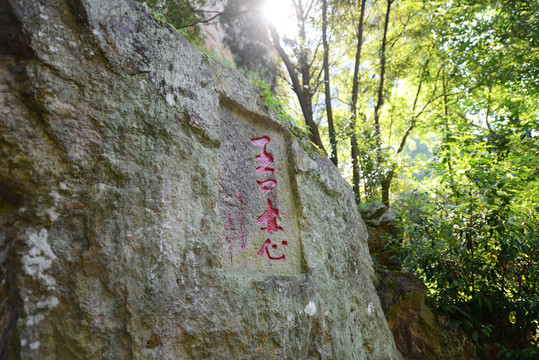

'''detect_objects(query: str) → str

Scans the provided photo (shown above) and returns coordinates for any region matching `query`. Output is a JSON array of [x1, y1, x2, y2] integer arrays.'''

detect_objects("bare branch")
[[178, 10, 251, 29]]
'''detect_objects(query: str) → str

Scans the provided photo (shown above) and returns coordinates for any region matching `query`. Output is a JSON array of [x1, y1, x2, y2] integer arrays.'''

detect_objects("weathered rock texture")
[[0, 0, 402, 358], [360, 203, 401, 269]]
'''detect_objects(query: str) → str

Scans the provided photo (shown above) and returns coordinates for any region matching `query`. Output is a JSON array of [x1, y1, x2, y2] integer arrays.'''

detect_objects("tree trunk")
[[371, 0, 392, 204], [349, 0, 367, 205], [373, 0, 393, 167], [351, 132, 361, 204], [381, 169, 393, 207], [322, 0, 338, 166], [442, 66, 458, 198], [269, 26, 327, 153]]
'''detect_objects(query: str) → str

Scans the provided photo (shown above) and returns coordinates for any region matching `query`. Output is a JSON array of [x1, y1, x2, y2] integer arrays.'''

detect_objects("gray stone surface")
[[0, 0, 402, 358], [361, 204, 400, 269], [359, 203, 388, 221]]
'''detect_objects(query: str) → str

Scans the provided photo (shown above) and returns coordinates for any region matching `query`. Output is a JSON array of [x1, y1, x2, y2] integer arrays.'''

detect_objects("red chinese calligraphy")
[[256, 179, 277, 193], [251, 136, 274, 174], [237, 192, 245, 250], [257, 199, 283, 234], [222, 192, 247, 267], [257, 239, 288, 261], [224, 213, 235, 265], [253, 135, 287, 262], [224, 213, 235, 231], [225, 235, 233, 265]]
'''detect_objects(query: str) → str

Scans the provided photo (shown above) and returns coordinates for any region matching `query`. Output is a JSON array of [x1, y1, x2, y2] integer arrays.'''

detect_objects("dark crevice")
[[66, 0, 90, 28], [0, 201, 20, 360], [0, 180, 22, 206], [0, 3, 31, 357], [0, 0, 34, 59]]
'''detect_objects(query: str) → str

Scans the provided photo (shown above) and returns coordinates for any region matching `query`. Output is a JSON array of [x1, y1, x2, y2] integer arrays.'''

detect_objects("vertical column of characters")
[[223, 213, 235, 266], [237, 191, 246, 268], [222, 193, 247, 268], [251, 136, 288, 261]]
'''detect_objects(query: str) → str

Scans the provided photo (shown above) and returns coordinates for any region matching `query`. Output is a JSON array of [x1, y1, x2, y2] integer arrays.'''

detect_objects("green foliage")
[[390, 6, 539, 356], [254, 80, 326, 154], [434, 0, 539, 93], [255, 80, 300, 130], [397, 133, 539, 358], [136, 0, 206, 45]]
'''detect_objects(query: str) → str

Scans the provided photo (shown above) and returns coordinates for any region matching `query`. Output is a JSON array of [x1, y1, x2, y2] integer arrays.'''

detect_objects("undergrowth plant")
[[254, 80, 313, 137], [254, 81, 296, 126], [397, 136, 539, 359]]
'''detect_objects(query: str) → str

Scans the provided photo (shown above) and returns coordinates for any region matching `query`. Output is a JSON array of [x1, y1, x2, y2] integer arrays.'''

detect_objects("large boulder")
[[0, 0, 401, 358]]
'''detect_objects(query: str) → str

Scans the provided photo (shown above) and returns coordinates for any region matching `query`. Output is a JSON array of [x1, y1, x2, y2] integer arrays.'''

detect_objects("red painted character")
[[251, 136, 274, 174], [256, 179, 277, 193], [237, 191, 247, 268], [224, 213, 235, 231], [257, 239, 288, 261], [257, 199, 283, 234], [225, 235, 233, 265]]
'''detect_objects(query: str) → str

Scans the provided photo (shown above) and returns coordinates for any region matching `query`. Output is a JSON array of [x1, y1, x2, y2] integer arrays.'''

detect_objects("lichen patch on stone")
[[22, 229, 57, 287], [304, 301, 317, 316]]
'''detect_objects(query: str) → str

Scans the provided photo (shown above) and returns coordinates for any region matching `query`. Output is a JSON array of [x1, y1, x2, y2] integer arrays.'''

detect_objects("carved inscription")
[[252, 136, 287, 261], [218, 109, 302, 274], [257, 239, 288, 261], [257, 199, 283, 234], [257, 179, 277, 193], [251, 136, 275, 174], [222, 192, 247, 268]]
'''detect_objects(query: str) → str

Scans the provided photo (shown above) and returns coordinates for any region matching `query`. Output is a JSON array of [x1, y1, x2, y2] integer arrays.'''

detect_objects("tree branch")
[[269, 26, 326, 152], [177, 10, 251, 29]]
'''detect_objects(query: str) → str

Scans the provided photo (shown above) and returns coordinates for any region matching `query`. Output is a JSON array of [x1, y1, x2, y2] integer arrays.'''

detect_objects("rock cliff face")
[[0, 0, 402, 358]]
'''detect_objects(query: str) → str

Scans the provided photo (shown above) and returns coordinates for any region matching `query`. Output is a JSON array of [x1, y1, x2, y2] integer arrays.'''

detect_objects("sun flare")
[[263, 0, 297, 39]]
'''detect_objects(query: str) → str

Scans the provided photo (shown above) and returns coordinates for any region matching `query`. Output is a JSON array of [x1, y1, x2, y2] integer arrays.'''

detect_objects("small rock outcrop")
[[376, 271, 476, 360], [362, 204, 475, 359], [360, 203, 401, 269], [0, 0, 401, 358]]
